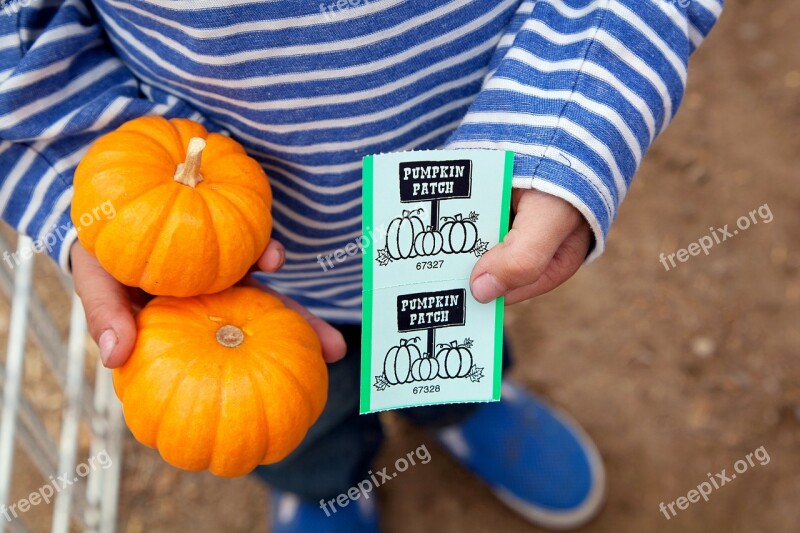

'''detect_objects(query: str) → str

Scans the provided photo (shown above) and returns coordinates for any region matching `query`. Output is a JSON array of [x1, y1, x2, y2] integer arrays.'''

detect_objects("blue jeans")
[[253, 324, 511, 500]]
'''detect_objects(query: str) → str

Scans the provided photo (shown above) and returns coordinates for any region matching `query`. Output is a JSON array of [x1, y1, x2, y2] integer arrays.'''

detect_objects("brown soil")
[[2, 0, 799, 531]]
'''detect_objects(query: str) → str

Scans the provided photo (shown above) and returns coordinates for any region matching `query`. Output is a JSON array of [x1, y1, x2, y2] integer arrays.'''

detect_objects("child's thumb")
[[469, 189, 585, 303], [71, 243, 137, 368], [469, 228, 553, 303]]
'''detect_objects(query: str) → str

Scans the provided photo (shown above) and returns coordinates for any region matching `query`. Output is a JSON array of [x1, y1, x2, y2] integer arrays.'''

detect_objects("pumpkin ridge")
[[196, 187, 260, 278], [82, 161, 175, 191], [115, 337, 191, 399], [167, 118, 190, 162], [251, 365, 320, 464], [142, 300, 211, 326], [121, 354, 199, 447], [192, 192, 223, 294], [250, 350, 315, 428], [140, 315, 212, 336], [220, 191, 270, 250], [76, 164, 174, 255], [241, 364, 272, 465], [207, 183, 271, 234], [87, 185, 155, 257], [92, 183, 181, 286], [134, 321, 205, 342], [203, 132, 247, 158], [245, 364, 302, 464], [154, 355, 222, 469], [80, 149, 172, 173], [258, 334, 324, 380], [246, 311, 322, 355], [169, 118, 210, 161], [207, 361, 269, 476], [202, 185, 265, 236], [208, 181, 272, 215], [125, 117, 187, 164], [254, 310, 324, 359], [105, 129, 181, 166], [130, 184, 184, 288], [204, 153, 269, 189], [137, 185, 215, 292], [167, 292, 220, 312], [131, 333, 204, 368], [199, 186, 258, 246], [205, 357, 229, 473], [208, 293, 286, 334]]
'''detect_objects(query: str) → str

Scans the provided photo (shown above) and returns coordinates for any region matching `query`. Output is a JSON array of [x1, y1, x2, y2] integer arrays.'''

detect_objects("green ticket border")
[[360, 151, 515, 414], [360, 155, 375, 414]]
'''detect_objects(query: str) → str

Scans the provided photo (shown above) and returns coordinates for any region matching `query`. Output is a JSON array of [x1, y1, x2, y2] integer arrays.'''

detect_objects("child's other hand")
[[72, 239, 346, 369], [71, 242, 143, 369], [470, 189, 592, 305]]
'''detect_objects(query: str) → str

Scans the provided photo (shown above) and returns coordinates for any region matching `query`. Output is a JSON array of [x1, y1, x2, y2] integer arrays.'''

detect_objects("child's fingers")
[[469, 189, 584, 304], [71, 243, 137, 368], [256, 239, 286, 273], [244, 275, 347, 363], [502, 222, 592, 305]]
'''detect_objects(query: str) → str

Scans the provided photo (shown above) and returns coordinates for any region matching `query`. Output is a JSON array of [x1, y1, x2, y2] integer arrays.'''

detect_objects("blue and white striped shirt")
[[0, 0, 722, 322]]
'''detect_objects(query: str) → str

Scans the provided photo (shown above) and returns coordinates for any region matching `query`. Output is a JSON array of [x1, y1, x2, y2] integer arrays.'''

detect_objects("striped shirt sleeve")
[[0, 0, 208, 272], [445, 0, 723, 262]]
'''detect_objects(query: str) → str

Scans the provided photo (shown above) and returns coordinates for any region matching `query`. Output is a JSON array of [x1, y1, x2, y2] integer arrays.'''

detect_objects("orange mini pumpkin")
[[72, 116, 272, 297], [113, 287, 328, 477]]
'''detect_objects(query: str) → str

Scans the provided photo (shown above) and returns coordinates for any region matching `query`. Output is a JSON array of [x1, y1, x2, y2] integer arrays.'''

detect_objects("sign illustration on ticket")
[[361, 149, 514, 413]]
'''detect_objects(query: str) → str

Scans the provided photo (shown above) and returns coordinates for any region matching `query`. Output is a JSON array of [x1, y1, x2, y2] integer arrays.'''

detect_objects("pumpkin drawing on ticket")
[[373, 289, 484, 391], [376, 159, 489, 266]]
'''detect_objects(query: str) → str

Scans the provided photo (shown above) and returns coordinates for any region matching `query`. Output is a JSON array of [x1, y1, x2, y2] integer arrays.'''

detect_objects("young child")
[[0, 1, 721, 530]]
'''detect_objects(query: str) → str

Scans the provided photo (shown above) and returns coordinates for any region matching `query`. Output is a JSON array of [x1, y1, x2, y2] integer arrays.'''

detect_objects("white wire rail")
[[0, 233, 124, 533]]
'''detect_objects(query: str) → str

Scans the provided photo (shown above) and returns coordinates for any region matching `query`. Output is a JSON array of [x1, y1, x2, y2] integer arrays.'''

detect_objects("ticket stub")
[[360, 149, 514, 413]]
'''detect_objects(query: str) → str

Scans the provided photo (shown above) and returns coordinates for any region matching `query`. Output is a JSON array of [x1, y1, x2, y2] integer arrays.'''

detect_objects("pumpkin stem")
[[216, 325, 244, 348], [174, 137, 206, 188]]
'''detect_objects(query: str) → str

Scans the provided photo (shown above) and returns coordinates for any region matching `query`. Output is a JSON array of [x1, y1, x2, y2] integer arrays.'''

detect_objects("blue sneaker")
[[437, 381, 605, 530], [270, 489, 379, 533]]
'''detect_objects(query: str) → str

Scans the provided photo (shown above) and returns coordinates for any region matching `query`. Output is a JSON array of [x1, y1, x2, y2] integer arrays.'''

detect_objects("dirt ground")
[[1, 0, 799, 531]]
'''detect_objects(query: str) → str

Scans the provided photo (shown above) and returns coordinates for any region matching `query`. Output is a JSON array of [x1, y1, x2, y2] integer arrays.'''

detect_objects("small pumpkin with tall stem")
[[72, 116, 272, 297]]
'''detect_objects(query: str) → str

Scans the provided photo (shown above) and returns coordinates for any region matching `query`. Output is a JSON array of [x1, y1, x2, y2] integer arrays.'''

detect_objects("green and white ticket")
[[360, 149, 514, 413]]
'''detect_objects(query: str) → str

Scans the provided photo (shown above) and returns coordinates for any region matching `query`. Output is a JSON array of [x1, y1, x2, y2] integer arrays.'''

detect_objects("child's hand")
[[71, 240, 346, 369], [470, 189, 592, 305]]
